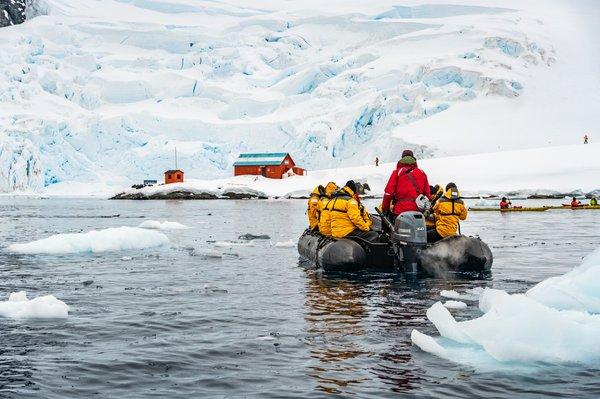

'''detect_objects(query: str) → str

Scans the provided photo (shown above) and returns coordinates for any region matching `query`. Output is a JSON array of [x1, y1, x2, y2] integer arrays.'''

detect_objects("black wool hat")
[[345, 180, 357, 193]]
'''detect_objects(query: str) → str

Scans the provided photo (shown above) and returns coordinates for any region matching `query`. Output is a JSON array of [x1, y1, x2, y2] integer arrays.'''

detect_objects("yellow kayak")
[[544, 205, 600, 210], [469, 207, 548, 212]]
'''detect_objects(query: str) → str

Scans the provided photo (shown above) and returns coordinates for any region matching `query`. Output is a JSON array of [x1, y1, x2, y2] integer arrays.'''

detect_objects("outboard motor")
[[391, 212, 427, 273]]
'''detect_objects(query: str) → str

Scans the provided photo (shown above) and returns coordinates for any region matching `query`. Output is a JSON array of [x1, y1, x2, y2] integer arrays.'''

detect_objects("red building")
[[164, 169, 184, 184], [233, 153, 305, 179]]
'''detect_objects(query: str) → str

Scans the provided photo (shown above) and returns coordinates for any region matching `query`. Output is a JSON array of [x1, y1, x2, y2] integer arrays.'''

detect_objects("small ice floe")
[[214, 241, 255, 247], [7, 227, 169, 254], [440, 287, 484, 301], [412, 247, 600, 370], [0, 291, 69, 319], [192, 249, 223, 258], [121, 256, 133, 261], [443, 300, 467, 310], [256, 335, 276, 341], [139, 220, 190, 230], [272, 240, 295, 248], [440, 290, 461, 299]]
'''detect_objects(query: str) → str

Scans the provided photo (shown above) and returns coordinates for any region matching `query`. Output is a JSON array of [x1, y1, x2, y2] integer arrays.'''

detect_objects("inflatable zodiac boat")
[[298, 212, 493, 276]]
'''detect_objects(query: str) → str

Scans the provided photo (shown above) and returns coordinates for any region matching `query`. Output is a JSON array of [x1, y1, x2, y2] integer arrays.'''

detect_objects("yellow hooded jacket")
[[433, 188, 467, 238], [326, 186, 372, 238], [307, 186, 323, 230], [317, 182, 339, 236]]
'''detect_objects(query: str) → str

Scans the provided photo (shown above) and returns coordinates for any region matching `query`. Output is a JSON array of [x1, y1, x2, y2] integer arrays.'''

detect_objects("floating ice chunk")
[[214, 241, 255, 247], [440, 288, 484, 301], [8, 227, 169, 254], [0, 291, 69, 319], [139, 220, 190, 230], [440, 290, 461, 299], [192, 248, 223, 258], [273, 240, 295, 248], [527, 247, 600, 313], [121, 256, 133, 261], [443, 300, 467, 310], [413, 286, 600, 368]]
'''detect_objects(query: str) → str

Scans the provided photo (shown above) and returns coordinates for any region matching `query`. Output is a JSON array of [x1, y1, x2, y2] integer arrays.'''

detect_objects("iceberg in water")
[[0, 291, 69, 319], [7, 226, 169, 254], [412, 247, 600, 369]]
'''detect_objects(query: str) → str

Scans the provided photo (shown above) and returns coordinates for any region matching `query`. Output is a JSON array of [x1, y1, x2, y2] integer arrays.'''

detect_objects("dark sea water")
[[0, 197, 599, 398]]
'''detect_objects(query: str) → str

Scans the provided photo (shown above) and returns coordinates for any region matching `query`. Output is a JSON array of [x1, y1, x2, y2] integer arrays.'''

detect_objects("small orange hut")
[[164, 169, 184, 184]]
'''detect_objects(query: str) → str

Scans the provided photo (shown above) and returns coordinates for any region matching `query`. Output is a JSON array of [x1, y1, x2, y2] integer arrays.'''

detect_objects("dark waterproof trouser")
[[347, 229, 380, 243], [427, 228, 443, 243]]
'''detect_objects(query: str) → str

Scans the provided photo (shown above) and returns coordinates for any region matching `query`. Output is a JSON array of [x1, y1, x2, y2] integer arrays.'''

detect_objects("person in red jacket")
[[499, 197, 512, 209], [381, 149, 431, 218]]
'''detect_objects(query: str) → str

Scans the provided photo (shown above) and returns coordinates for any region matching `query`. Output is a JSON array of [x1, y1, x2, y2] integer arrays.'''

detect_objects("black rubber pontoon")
[[297, 212, 493, 276]]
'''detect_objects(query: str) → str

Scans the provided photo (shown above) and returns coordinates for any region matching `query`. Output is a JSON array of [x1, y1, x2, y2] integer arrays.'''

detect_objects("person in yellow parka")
[[428, 182, 467, 243], [317, 182, 339, 236], [307, 185, 325, 230], [326, 180, 376, 240]]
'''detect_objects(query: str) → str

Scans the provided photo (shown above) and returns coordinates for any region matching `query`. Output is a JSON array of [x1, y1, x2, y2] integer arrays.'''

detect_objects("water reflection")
[[304, 270, 372, 394], [303, 269, 494, 395]]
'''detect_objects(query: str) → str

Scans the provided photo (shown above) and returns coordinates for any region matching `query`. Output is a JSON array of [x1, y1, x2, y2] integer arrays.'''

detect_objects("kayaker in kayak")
[[428, 183, 467, 243], [571, 197, 582, 207], [381, 149, 431, 220], [499, 197, 512, 209]]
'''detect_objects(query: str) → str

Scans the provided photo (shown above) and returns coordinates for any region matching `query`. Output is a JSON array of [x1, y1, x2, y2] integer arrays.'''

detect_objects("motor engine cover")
[[392, 211, 427, 245]]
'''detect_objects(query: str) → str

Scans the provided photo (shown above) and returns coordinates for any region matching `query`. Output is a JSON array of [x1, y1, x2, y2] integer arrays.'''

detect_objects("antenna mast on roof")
[[175, 146, 178, 170]]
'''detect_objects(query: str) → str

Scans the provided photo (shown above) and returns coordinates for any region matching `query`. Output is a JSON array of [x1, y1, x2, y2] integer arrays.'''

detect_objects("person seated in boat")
[[571, 197, 582, 207], [317, 182, 339, 236], [307, 185, 326, 230], [428, 182, 467, 243], [499, 197, 512, 209], [381, 149, 431, 221], [327, 180, 378, 241], [423, 185, 440, 229], [591, 197, 598, 206]]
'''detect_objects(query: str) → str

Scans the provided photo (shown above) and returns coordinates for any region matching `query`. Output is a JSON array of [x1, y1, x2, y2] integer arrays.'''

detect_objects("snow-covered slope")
[[0, 0, 598, 193]]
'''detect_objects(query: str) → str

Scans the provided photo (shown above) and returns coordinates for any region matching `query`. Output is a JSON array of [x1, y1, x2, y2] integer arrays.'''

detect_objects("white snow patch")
[[139, 220, 190, 230], [8, 227, 169, 254], [413, 248, 600, 369], [443, 300, 468, 310], [0, 291, 69, 319]]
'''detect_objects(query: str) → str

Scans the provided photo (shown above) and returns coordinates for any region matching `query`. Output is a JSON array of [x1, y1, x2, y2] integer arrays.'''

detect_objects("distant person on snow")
[[499, 197, 512, 209], [571, 197, 582, 207], [584, 134, 588, 144], [326, 180, 377, 240], [381, 149, 431, 220], [428, 183, 467, 243], [591, 197, 598, 206], [375, 157, 379, 167]]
